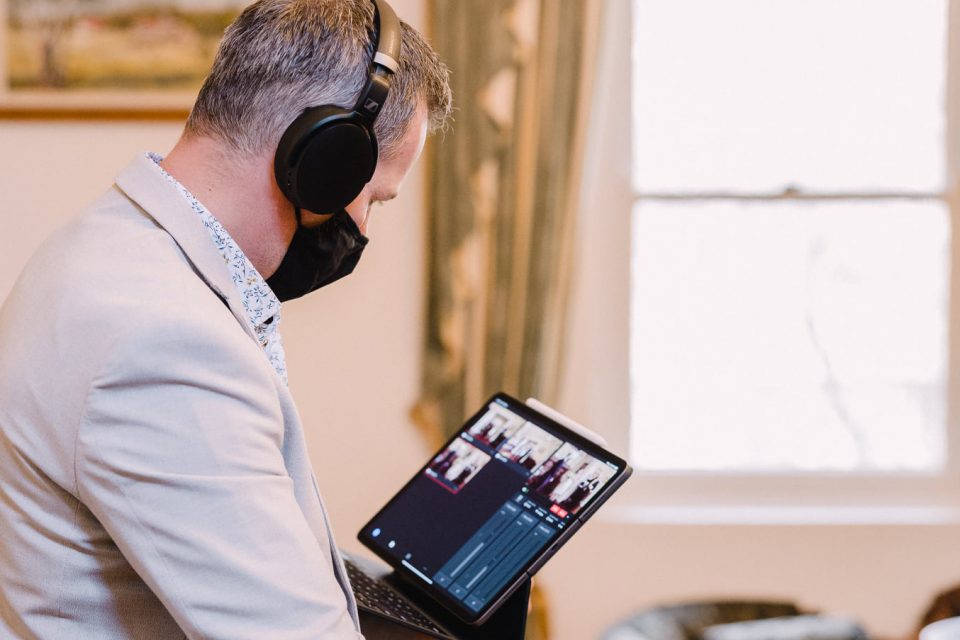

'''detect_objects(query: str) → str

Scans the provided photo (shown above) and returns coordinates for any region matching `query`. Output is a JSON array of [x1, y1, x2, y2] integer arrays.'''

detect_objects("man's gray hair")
[[186, 0, 451, 158]]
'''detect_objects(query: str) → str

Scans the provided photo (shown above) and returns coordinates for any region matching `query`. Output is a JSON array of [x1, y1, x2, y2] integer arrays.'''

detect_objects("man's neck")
[[159, 134, 296, 278]]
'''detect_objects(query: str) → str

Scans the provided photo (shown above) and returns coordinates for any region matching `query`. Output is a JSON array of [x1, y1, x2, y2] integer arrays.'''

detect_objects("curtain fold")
[[415, 6, 603, 636], [416, 0, 602, 445]]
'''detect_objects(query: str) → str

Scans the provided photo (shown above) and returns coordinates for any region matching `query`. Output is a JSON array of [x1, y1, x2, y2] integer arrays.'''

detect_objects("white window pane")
[[632, 0, 946, 193], [630, 200, 949, 472]]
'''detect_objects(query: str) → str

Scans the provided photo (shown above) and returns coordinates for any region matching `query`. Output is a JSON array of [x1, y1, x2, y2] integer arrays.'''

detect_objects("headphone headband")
[[372, 0, 401, 72], [274, 0, 402, 213], [374, 51, 399, 73], [354, 0, 400, 121]]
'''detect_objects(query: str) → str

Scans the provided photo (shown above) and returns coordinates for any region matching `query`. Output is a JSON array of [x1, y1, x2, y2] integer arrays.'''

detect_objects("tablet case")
[[353, 397, 621, 638]]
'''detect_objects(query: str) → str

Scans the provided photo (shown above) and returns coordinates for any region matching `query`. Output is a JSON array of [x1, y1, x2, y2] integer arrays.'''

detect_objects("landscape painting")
[[2, 0, 249, 115]]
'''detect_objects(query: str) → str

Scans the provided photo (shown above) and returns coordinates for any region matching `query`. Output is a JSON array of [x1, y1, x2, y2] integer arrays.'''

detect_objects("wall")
[[539, 522, 960, 639], [2, 3, 959, 640]]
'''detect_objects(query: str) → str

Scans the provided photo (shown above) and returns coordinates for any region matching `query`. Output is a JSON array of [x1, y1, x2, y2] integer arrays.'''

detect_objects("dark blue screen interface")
[[361, 398, 620, 616]]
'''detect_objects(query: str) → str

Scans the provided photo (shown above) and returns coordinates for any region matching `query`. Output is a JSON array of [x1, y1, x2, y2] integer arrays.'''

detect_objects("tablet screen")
[[358, 392, 631, 624]]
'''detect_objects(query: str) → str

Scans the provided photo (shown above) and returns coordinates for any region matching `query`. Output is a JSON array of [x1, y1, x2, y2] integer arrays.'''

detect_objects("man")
[[0, 0, 450, 638]]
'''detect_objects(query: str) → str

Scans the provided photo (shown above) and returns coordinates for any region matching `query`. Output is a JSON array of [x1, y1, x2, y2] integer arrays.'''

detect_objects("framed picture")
[[0, 0, 248, 119]]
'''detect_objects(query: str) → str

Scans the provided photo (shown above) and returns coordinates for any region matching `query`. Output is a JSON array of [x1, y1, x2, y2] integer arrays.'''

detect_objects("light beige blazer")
[[0, 155, 363, 639]]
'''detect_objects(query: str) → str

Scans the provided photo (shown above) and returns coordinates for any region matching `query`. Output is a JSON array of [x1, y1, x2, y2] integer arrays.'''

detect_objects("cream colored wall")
[[2, 3, 959, 640], [540, 521, 960, 639]]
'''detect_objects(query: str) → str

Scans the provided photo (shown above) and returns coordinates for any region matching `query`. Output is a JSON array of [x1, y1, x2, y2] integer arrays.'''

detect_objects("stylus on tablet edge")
[[524, 398, 609, 448]]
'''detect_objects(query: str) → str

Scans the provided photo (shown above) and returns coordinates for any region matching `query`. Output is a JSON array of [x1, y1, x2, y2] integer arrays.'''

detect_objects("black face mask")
[[266, 209, 369, 302]]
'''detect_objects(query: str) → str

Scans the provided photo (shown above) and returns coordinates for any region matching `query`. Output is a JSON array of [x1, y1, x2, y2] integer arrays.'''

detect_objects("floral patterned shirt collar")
[[148, 152, 288, 385]]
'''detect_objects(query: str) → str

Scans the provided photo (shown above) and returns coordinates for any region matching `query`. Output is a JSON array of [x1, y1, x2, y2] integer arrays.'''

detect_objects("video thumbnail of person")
[[527, 443, 617, 516], [467, 408, 525, 450], [497, 422, 562, 472], [425, 437, 492, 494]]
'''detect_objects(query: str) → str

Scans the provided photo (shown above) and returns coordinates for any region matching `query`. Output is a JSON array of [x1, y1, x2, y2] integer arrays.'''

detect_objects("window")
[[630, 0, 952, 476]]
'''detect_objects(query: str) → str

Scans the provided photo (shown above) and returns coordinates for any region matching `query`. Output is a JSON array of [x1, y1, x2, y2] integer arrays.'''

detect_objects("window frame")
[[561, 0, 960, 524]]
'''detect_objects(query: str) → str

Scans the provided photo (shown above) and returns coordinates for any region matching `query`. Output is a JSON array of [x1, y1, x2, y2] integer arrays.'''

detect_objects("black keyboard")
[[344, 557, 449, 637]]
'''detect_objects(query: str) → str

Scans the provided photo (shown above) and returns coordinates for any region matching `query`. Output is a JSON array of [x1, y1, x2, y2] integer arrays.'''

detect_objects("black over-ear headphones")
[[273, 0, 401, 214]]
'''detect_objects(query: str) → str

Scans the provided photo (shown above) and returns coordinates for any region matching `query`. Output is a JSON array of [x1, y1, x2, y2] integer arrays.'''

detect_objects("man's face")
[[302, 103, 429, 236]]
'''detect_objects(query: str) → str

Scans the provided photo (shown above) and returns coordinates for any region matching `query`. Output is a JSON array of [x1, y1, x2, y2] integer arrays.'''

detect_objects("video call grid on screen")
[[360, 395, 623, 621]]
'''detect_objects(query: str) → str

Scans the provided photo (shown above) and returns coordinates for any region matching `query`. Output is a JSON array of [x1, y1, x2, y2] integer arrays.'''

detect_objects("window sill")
[[602, 504, 960, 526]]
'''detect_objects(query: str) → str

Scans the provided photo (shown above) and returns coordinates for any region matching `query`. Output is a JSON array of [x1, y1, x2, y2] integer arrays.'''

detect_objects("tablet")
[[357, 392, 632, 625]]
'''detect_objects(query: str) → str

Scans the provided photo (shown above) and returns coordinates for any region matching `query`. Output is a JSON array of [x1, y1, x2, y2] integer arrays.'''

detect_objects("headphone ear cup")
[[274, 106, 379, 213]]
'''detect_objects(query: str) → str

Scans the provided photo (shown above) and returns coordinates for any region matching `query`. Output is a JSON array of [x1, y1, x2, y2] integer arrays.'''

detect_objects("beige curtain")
[[415, 5, 603, 636], [416, 0, 602, 444]]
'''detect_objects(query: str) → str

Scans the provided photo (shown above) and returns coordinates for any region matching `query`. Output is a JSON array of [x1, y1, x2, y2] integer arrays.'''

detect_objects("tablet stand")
[[442, 578, 530, 640], [362, 559, 531, 639]]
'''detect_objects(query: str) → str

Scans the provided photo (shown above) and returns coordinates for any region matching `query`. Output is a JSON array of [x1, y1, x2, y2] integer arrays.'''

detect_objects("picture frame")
[[0, 0, 248, 120]]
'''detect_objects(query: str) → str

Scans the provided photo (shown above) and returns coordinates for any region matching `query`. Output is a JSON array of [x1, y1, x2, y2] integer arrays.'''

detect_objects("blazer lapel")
[[113, 154, 258, 343]]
